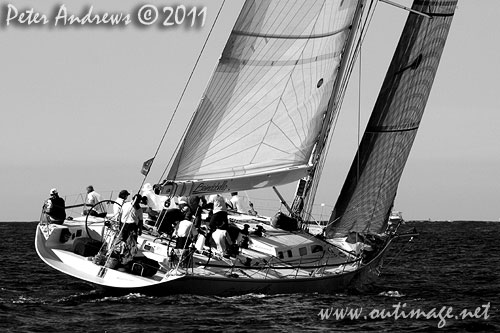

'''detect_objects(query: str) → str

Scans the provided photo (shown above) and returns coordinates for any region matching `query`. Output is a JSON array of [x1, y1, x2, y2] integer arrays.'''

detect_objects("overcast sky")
[[1, 0, 498, 222]]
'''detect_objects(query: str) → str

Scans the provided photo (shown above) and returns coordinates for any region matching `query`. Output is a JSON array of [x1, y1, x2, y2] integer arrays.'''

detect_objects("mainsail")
[[162, 0, 369, 197], [327, 0, 457, 237]]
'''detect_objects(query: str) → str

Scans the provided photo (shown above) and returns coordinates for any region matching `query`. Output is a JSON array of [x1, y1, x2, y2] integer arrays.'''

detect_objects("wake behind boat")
[[36, 0, 457, 296]]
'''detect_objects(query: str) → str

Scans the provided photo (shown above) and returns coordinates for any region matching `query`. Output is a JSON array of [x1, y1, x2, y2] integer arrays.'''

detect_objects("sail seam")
[[220, 51, 343, 67]]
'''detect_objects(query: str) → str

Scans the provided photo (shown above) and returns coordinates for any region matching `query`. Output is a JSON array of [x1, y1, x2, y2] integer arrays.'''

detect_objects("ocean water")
[[1, 221, 499, 332]]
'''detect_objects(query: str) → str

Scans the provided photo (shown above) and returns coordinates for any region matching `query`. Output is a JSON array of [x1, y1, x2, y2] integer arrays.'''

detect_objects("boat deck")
[[37, 211, 364, 287]]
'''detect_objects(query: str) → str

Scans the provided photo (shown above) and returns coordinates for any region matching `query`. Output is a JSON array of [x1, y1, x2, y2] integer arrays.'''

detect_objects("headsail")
[[162, 0, 367, 196], [327, 0, 458, 237]]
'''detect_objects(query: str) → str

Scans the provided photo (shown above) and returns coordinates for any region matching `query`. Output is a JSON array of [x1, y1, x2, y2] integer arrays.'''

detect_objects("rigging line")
[[379, 0, 432, 19], [357, 45, 361, 183], [304, 0, 378, 221], [308, 32, 361, 194], [145, 0, 228, 186], [158, 110, 196, 182], [336, 0, 375, 220]]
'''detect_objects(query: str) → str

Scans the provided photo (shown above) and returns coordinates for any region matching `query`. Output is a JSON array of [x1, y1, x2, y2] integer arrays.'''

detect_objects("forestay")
[[163, 0, 363, 196]]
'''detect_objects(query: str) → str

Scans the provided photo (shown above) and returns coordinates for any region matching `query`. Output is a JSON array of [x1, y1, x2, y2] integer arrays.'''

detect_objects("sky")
[[0, 0, 498, 222]]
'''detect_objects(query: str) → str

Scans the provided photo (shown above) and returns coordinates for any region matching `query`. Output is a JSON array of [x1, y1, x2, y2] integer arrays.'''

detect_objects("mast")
[[326, 0, 458, 237], [291, 0, 375, 219]]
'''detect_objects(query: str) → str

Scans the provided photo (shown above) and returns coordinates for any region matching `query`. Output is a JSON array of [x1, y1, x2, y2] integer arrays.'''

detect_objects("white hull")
[[35, 215, 402, 296]]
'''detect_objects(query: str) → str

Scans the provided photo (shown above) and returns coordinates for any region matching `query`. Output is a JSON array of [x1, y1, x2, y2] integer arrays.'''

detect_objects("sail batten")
[[366, 123, 420, 133], [232, 25, 351, 40]]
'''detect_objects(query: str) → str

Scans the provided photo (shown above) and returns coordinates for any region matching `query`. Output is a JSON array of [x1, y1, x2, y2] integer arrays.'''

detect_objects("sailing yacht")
[[35, 0, 457, 296]]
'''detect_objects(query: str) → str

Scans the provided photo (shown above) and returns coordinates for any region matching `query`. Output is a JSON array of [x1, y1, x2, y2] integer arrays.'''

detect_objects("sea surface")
[[0, 221, 498, 332]]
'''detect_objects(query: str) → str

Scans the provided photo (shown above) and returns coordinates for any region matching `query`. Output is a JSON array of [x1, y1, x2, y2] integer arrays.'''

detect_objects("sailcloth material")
[[327, 0, 458, 237], [165, 0, 362, 194]]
